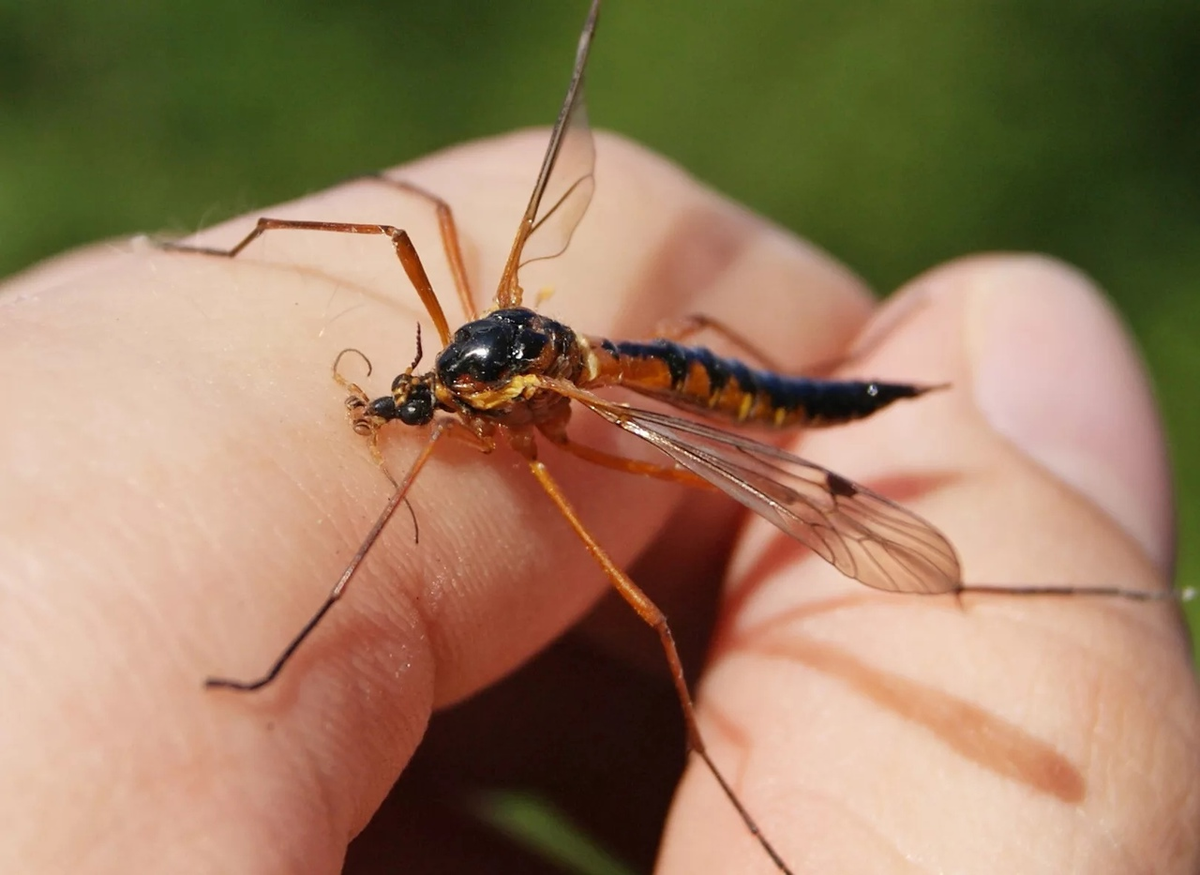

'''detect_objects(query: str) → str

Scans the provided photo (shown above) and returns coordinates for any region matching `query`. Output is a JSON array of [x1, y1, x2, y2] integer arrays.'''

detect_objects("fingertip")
[[953, 255, 1174, 573], [862, 253, 1174, 574], [659, 254, 1192, 875]]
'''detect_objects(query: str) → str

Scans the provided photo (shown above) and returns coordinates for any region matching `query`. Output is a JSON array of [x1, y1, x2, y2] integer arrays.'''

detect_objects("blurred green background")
[[4, 0, 1196, 640], [3, 1, 1195, 870]]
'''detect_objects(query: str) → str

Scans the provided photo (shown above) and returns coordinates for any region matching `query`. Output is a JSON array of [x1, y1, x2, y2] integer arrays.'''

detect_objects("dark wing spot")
[[827, 471, 858, 499]]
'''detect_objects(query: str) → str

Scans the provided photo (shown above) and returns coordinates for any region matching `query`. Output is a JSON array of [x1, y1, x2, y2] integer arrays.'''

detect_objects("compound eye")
[[396, 386, 434, 426], [397, 399, 431, 426]]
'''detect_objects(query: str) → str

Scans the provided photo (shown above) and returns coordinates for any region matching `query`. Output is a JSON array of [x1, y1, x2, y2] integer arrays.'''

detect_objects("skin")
[[0, 131, 1196, 874]]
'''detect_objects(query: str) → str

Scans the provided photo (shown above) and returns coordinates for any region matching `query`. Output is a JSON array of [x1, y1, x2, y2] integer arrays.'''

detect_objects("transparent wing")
[[495, 0, 599, 308], [520, 97, 595, 269], [571, 392, 962, 594]]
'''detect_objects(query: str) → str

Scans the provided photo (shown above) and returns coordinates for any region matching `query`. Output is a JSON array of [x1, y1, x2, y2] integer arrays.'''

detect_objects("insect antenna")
[[333, 347, 373, 382], [407, 323, 424, 373]]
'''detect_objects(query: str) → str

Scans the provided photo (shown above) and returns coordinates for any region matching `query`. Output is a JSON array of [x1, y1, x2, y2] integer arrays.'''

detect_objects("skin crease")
[[0, 131, 1197, 874]]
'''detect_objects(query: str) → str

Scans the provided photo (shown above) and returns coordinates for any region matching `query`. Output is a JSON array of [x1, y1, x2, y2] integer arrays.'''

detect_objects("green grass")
[[472, 790, 637, 875]]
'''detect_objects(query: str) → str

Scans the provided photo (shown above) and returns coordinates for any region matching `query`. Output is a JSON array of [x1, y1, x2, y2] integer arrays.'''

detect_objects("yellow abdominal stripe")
[[738, 393, 755, 421]]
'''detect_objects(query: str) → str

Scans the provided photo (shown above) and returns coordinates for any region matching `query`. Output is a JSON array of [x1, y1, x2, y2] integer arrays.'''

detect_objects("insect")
[[161, 2, 1184, 871]]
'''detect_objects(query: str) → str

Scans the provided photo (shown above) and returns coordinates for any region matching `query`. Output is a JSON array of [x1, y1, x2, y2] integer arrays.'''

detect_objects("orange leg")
[[361, 174, 477, 323], [789, 295, 937, 378], [204, 419, 473, 691], [653, 313, 785, 372], [525, 459, 793, 875], [656, 297, 935, 379], [539, 424, 716, 491], [158, 217, 454, 348]]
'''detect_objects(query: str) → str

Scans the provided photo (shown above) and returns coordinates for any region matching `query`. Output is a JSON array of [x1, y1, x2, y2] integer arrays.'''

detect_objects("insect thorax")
[[434, 308, 584, 423]]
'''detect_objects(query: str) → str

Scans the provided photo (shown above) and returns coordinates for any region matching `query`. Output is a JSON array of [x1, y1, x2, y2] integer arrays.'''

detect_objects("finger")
[[347, 486, 748, 873], [349, 632, 688, 874], [660, 255, 1200, 873], [0, 133, 873, 872]]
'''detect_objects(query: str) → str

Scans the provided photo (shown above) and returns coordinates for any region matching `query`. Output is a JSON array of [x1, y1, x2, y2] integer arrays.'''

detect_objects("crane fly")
[[161, 2, 1185, 872]]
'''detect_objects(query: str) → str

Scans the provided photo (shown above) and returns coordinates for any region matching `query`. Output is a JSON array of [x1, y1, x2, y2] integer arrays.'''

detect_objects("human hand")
[[1, 133, 1195, 874]]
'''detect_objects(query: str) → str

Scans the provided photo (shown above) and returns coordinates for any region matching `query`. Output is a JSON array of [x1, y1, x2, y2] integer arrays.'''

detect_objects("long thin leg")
[[656, 296, 934, 379], [539, 424, 716, 490], [654, 313, 785, 372], [159, 218, 454, 347], [653, 310, 918, 383], [364, 174, 477, 322], [525, 460, 793, 875], [205, 419, 456, 692], [793, 294, 938, 378], [959, 582, 1192, 601]]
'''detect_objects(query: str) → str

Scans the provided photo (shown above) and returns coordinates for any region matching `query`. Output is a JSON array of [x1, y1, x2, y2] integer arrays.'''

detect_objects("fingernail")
[[969, 256, 1173, 571]]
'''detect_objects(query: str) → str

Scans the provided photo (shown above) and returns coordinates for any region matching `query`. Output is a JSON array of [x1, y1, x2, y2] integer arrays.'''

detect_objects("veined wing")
[[571, 392, 962, 595], [494, 0, 599, 308]]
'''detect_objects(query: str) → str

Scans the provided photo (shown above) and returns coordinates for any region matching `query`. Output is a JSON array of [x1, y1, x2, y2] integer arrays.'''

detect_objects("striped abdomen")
[[584, 337, 932, 428]]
